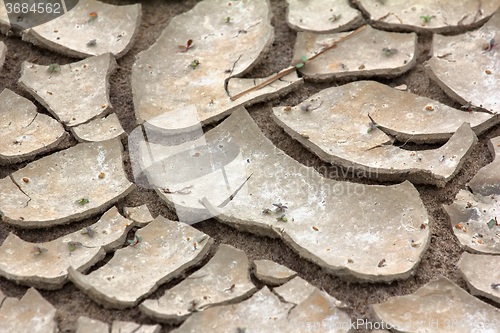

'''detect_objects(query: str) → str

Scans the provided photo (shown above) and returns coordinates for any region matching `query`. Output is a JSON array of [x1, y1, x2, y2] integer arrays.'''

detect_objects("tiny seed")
[[312, 226, 319, 231], [358, 64, 365, 69], [425, 106, 434, 111], [284, 106, 291, 111], [486, 70, 492, 74], [102, 104, 106, 108], [98, 172, 105, 179], [47, 91, 53, 95], [23, 178, 29, 183], [347, 258, 353, 263], [477, 239, 483, 244], [455, 224, 463, 229]]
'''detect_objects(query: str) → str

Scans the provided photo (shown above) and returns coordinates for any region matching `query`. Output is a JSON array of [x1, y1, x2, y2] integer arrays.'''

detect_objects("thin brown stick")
[[230, 25, 366, 101]]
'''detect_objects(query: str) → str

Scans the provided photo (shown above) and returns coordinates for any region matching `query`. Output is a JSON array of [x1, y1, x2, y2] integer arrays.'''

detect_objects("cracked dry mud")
[[2, 1, 500, 332]]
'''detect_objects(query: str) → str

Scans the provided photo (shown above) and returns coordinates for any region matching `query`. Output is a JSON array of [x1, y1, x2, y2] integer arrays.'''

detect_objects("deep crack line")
[[10, 175, 32, 208]]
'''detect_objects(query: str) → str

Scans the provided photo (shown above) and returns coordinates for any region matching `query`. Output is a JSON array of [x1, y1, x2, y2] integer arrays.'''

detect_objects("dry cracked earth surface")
[[1, 0, 500, 332]]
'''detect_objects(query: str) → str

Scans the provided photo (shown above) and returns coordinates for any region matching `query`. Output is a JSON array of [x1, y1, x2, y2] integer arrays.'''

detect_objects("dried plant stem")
[[230, 25, 366, 101]]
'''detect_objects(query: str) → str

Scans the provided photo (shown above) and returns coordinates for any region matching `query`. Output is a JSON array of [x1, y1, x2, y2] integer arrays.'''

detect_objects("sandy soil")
[[1, 1, 500, 332]]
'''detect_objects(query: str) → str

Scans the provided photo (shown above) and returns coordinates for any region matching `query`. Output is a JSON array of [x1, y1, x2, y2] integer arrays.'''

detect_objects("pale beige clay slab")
[[293, 25, 416, 80], [68, 217, 213, 309], [286, 0, 363, 33], [132, 0, 303, 125], [0, 41, 5, 69], [253, 259, 297, 286], [0, 0, 8, 34], [140, 244, 256, 324], [172, 287, 352, 333], [76, 316, 109, 333], [0, 288, 57, 333], [19, 53, 116, 127], [22, 0, 141, 58], [371, 276, 500, 332], [0, 138, 135, 228], [459, 252, 500, 305], [124, 204, 154, 227], [0, 207, 136, 289], [273, 276, 318, 305], [354, 0, 500, 33], [469, 137, 500, 196], [426, 11, 500, 114], [444, 137, 500, 254], [0, 89, 67, 164], [273, 81, 480, 186], [71, 113, 125, 142], [159, 108, 430, 283]]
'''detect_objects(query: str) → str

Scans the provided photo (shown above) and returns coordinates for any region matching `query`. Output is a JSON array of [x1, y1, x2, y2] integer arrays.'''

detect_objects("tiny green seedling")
[[262, 208, 272, 214], [187, 299, 199, 312], [329, 14, 341, 22], [47, 63, 60, 73], [190, 60, 200, 68], [68, 241, 83, 251], [483, 38, 498, 53], [128, 235, 142, 246], [273, 203, 287, 212], [87, 39, 97, 46], [295, 55, 308, 69], [86, 12, 98, 23], [81, 226, 97, 236], [76, 198, 90, 205], [33, 246, 48, 255], [420, 15, 433, 23], [382, 47, 398, 56], [177, 39, 194, 53], [488, 217, 498, 228], [223, 17, 232, 23], [276, 214, 288, 222], [461, 101, 477, 113], [492, 283, 500, 289], [367, 122, 379, 133]]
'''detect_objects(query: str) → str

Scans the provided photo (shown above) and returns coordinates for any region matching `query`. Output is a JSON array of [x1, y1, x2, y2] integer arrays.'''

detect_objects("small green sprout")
[[382, 47, 398, 56], [190, 60, 200, 68], [367, 122, 379, 132], [47, 63, 60, 73], [295, 55, 308, 69], [128, 235, 143, 246], [187, 299, 199, 312], [420, 15, 433, 23], [68, 241, 83, 251], [81, 226, 97, 236], [33, 246, 48, 255], [276, 214, 288, 222], [223, 16, 231, 23], [273, 203, 288, 213], [488, 217, 498, 228], [177, 39, 194, 53], [492, 283, 500, 289], [76, 198, 90, 205], [262, 208, 272, 214], [329, 14, 341, 22]]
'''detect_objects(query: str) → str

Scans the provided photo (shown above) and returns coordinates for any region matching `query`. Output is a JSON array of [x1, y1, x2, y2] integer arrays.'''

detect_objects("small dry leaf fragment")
[[420, 224, 426, 229], [378, 259, 386, 267]]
